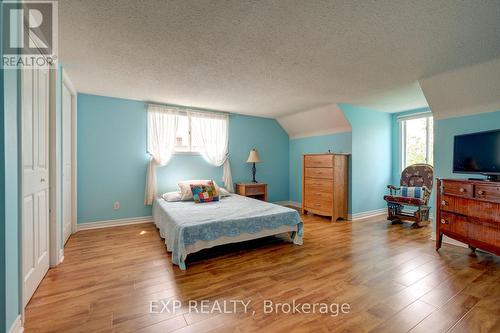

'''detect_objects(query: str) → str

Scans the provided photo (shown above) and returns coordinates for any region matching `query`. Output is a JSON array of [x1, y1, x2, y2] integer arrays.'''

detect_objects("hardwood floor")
[[24, 214, 500, 333]]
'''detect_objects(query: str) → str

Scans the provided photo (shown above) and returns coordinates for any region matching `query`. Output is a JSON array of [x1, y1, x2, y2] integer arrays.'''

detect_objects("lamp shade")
[[246, 148, 261, 163]]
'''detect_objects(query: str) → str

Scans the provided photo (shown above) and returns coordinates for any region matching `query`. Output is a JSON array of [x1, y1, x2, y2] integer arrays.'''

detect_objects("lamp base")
[[252, 163, 257, 183]]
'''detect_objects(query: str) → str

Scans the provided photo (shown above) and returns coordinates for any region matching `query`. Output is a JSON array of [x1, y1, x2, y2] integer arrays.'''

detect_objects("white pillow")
[[218, 187, 231, 197], [161, 191, 182, 202], [177, 180, 222, 201]]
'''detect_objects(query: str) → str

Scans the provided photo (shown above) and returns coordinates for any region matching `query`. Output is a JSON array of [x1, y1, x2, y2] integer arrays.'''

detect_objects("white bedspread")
[[152, 195, 303, 269]]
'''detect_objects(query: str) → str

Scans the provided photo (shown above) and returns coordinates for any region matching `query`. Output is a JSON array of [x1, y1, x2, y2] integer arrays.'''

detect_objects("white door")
[[62, 84, 72, 244], [22, 67, 50, 307]]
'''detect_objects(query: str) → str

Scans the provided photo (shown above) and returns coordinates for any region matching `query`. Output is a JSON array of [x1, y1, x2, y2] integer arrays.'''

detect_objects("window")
[[401, 115, 433, 168], [174, 113, 201, 153]]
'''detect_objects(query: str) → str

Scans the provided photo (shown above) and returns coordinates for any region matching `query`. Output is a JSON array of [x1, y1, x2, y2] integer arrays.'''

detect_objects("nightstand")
[[235, 183, 268, 201]]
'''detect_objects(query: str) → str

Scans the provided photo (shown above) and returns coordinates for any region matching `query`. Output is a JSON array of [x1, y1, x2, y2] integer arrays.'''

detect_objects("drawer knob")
[[477, 190, 484, 195], [441, 200, 448, 206], [459, 188, 465, 193], [441, 218, 448, 224]]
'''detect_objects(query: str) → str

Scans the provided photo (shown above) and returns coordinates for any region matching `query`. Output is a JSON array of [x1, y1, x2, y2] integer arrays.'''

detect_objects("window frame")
[[173, 112, 201, 155], [399, 113, 433, 170]]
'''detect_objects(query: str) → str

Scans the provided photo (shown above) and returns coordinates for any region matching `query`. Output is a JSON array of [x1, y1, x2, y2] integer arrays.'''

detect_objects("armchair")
[[384, 164, 433, 227]]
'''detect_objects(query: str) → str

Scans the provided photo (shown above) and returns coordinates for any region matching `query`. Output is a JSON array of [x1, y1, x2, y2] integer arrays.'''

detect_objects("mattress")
[[152, 194, 303, 269]]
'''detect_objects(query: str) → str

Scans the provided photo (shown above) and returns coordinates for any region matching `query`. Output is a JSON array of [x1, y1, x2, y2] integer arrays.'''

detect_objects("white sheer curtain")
[[191, 111, 234, 192], [144, 105, 179, 205]]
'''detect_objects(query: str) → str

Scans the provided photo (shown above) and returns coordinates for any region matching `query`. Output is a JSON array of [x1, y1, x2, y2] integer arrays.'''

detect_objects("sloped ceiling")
[[277, 104, 351, 139], [419, 58, 500, 120], [59, 0, 500, 118]]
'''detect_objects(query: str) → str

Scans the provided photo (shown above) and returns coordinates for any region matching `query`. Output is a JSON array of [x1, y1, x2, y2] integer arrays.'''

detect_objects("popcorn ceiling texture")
[[59, 0, 500, 117]]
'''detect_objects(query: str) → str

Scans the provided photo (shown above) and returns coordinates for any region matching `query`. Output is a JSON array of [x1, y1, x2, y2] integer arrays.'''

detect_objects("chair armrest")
[[387, 185, 400, 195]]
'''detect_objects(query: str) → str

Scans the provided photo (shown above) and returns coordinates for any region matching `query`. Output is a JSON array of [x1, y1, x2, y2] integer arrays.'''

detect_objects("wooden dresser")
[[436, 178, 500, 255], [302, 154, 349, 222]]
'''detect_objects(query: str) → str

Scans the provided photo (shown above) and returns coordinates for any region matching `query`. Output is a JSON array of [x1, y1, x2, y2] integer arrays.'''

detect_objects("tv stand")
[[486, 174, 500, 182], [436, 179, 499, 256]]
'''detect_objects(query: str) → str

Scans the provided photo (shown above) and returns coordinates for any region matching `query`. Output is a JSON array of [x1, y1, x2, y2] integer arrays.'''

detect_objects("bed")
[[152, 194, 303, 269]]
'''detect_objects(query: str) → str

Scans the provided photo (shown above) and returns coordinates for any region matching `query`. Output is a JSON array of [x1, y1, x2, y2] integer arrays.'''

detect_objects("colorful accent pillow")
[[190, 181, 219, 203], [178, 179, 222, 200], [401, 186, 425, 199]]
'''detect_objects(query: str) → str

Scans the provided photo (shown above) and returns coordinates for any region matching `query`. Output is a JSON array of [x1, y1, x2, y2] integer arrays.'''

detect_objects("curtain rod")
[[146, 102, 230, 116]]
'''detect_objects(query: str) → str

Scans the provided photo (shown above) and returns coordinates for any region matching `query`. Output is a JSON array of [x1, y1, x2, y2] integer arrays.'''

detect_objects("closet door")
[[22, 67, 50, 306]]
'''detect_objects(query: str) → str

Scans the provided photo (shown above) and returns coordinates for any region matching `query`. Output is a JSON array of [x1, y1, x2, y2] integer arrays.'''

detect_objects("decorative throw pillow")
[[401, 186, 425, 199], [178, 179, 221, 200], [190, 182, 219, 203]]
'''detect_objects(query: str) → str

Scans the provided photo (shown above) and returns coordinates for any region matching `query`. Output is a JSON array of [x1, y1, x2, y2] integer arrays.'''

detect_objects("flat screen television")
[[453, 129, 500, 181]]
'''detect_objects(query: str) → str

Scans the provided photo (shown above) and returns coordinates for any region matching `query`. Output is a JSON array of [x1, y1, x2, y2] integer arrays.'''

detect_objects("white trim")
[[59, 248, 64, 264], [348, 208, 386, 221], [396, 111, 432, 121], [430, 233, 467, 248], [274, 201, 301, 208], [8, 315, 23, 333], [48, 66, 61, 268], [62, 70, 76, 95], [77, 216, 154, 231], [62, 69, 78, 236]]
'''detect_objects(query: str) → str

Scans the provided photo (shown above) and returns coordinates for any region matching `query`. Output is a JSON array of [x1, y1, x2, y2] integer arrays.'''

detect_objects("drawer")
[[475, 184, 500, 203], [304, 167, 333, 179], [304, 155, 333, 168], [304, 190, 333, 203], [304, 178, 333, 193], [466, 217, 500, 247], [440, 212, 467, 236], [244, 185, 265, 195], [304, 191, 333, 213], [439, 195, 456, 213], [442, 180, 473, 198]]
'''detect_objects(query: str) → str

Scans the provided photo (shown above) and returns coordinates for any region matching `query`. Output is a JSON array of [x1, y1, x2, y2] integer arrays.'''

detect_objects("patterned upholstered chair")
[[384, 164, 434, 227]]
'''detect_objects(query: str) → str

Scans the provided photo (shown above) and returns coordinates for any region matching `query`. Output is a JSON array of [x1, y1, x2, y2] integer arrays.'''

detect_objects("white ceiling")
[[420, 57, 500, 120], [59, 0, 500, 118], [277, 104, 351, 139]]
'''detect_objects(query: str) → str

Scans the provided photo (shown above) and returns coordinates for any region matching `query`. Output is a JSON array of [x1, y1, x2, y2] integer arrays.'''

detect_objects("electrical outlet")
[[113, 201, 120, 210]]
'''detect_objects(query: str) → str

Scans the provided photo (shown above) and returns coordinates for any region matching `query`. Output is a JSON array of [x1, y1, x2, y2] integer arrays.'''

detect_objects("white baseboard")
[[59, 249, 65, 264], [77, 216, 153, 231], [8, 315, 23, 333], [274, 201, 301, 208], [430, 233, 468, 248], [348, 208, 386, 221]]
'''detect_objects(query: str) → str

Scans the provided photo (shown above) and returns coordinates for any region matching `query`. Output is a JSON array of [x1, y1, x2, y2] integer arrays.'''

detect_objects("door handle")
[[41, 178, 46, 182]]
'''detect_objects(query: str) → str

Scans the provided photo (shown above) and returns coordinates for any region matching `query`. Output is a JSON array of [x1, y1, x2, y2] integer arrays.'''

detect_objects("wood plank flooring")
[[24, 213, 500, 332]]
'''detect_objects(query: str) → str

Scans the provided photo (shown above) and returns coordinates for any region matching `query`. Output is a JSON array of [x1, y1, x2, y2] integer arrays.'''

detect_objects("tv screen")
[[453, 129, 500, 175]]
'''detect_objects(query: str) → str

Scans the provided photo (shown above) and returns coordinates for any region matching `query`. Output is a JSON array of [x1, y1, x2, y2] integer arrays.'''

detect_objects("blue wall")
[[434, 110, 500, 187], [340, 104, 392, 215], [77, 93, 290, 223], [288, 132, 352, 208]]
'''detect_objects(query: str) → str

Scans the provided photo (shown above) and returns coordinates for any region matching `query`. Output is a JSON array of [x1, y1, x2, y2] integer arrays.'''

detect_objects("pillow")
[[401, 186, 425, 199], [218, 187, 231, 197], [178, 179, 222, 200], [190, 182, 219, 203], [161, 191, 182, 202]]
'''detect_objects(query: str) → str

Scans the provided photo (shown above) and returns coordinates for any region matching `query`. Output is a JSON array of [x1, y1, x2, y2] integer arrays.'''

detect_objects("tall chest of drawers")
[[302, 154, 349, 222], [436, 178, 500, 255]]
